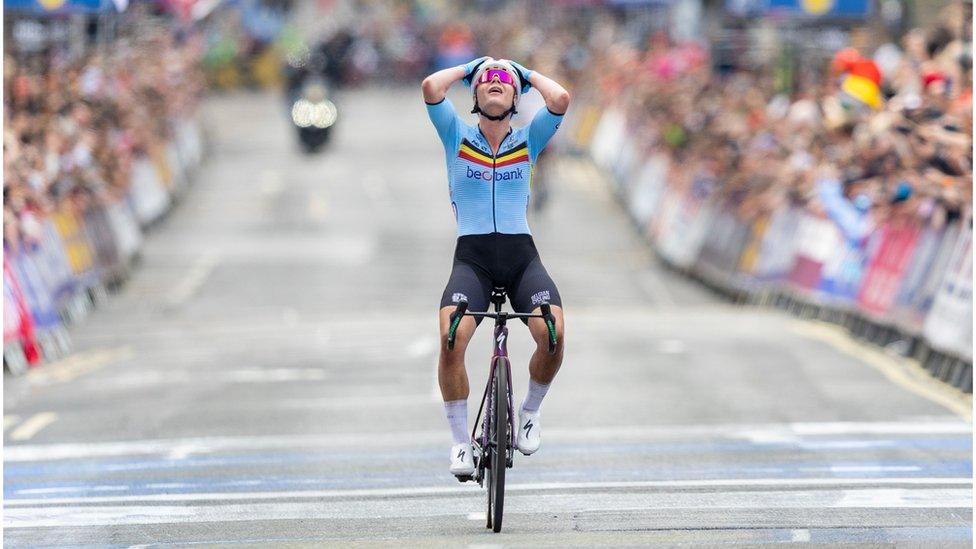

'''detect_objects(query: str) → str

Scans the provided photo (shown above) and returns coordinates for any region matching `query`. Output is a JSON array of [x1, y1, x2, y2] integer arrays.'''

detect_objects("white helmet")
[[470, 58, 522, 116]]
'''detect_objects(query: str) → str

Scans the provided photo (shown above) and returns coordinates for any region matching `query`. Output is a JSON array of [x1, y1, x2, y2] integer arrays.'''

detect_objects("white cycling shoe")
[[517, 409, 541, 455], [450, 442, 475, 477]]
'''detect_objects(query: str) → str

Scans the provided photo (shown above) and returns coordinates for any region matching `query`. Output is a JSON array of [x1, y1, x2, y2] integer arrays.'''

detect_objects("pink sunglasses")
[[478, 69, 515, 86]]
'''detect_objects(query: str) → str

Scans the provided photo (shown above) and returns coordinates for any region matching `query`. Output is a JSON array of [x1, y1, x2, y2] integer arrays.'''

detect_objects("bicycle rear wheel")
[[487, 357, 508, 532]]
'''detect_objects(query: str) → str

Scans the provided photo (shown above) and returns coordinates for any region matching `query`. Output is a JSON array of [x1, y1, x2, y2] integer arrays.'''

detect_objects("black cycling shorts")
[[440, 233, 561, 323]]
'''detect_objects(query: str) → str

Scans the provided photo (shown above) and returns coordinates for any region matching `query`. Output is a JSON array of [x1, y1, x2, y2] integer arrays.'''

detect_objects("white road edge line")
[[4, 477, 971, 507], [4, 420, 970, 462]]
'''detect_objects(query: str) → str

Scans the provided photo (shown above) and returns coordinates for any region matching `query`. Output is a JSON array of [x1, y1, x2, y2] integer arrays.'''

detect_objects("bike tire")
[[490, 357, 508, 532]]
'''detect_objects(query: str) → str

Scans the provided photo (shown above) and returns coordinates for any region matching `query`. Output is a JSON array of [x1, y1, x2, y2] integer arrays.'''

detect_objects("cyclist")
[[421, 57, 569, 478]]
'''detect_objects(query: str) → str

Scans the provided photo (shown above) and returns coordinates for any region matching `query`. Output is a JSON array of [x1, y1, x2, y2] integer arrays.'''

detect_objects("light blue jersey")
[[426, 97, 563, 236]]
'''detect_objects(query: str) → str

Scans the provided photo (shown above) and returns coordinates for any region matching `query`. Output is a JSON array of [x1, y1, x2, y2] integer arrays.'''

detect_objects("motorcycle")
[[290, 78, 338, 153]]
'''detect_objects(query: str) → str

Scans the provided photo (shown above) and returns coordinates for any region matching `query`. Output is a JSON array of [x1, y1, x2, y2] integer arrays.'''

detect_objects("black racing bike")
[[446, 288, 558, 532]]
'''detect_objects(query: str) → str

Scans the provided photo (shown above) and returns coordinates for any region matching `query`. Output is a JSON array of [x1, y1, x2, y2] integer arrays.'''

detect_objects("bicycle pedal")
[[454, 474, 475, 483]]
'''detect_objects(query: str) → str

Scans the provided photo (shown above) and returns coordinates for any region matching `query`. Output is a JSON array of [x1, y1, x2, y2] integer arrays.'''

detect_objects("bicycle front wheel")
[[488, 356, 508, 533]]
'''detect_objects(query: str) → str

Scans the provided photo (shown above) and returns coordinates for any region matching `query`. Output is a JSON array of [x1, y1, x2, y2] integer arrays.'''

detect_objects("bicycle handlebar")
[[446, 300, 468, 351], [446, 299, 558, 355]]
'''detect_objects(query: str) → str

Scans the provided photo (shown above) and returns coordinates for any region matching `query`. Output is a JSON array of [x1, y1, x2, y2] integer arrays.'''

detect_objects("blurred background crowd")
[[3, 0, 972, 374], [4, 23, 204, 256]]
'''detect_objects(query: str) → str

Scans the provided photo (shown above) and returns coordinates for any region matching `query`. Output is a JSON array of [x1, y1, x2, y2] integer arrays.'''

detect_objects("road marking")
[[408, 336, 437, 359], [275, 394, 433, 410], [9, 413, 58, 442], [823, 465, 920, 473], [66, 367, 330, 392], [467, 512, 483, 520], [307, 192, 328, 221], [24, 347, 132, 386], [166, 253, 219, 307], [792, 321, 972, 420], [5, 420, 969, 461], [4, 477, 970, 507], [4, 415, 21, 432], [4, 486, 971, 528], [791, 529, 812, 542]]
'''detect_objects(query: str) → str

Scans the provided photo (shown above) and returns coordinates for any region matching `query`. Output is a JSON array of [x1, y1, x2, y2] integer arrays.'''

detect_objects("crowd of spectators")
[[568, 11, 972, 240], [4, 26, 205, 256]]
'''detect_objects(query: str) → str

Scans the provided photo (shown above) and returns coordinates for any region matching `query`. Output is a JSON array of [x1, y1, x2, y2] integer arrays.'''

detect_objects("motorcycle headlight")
[[291, 99, 313, 128], [292, 99, 337, 129], [312, 100, 337, 129]]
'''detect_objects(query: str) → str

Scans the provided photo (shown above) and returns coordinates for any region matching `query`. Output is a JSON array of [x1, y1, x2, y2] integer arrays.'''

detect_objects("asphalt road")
[[4, 88, 972, 547]]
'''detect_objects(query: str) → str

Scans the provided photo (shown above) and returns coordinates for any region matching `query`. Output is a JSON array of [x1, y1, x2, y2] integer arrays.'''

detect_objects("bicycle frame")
[[472, 314, 516, 479]]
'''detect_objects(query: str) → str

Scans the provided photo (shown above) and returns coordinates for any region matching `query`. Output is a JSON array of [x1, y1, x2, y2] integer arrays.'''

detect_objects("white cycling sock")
[[444, 399, 469, 444], [521, 379, 550, 413]]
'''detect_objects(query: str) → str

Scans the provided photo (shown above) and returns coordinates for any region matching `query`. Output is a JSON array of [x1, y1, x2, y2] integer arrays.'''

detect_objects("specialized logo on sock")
[[457, 448, 466, 460], [523, 420, 533, 437], [530, 290, 551, 305]]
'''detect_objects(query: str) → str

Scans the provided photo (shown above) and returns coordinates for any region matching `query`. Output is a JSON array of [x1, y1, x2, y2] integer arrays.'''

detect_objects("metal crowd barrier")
[[2, 117, 206, 374], [569, 106, 973, 393]]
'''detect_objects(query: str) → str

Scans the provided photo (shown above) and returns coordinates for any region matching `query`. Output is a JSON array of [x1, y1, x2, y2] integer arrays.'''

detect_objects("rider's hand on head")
[[504, 60, 533, 94], [461, 56, 492, 86]]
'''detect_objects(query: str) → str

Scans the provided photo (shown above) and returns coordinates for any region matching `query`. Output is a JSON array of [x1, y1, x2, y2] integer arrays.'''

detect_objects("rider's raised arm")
[[527, 71, 571, 115], [421, 66, 465, 105], [422, 69, 463, 152]]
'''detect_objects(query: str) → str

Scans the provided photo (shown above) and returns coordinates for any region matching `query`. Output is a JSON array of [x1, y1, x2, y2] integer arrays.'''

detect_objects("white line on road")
[[823, 465, 921, 473], [4, 478, 970, 507], [4, 485, 971, 528], [5, 420, 969, 462], [166, 253, 219, 307], [791, 529, 812, 542], [9, 413, 58, 442], [274, 394, 434, 410], [24, 347, 133, 386], [4, 415, 21, 432], [65, 367, 330, 392], [407, 336, 437, 359]]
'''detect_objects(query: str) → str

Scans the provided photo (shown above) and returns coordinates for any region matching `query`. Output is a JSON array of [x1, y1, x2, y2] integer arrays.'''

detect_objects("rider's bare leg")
[[526, 304, 565, 385], [438, 305, 477, 401]]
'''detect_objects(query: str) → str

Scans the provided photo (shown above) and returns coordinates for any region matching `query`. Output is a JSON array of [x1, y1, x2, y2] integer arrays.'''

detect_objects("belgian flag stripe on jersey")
[[460, 139, 491, 156], [458, 139, 528, 168], [495, 142, 529, 167], [459, 148, 493, 168], [496, 141, 527, 161]]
